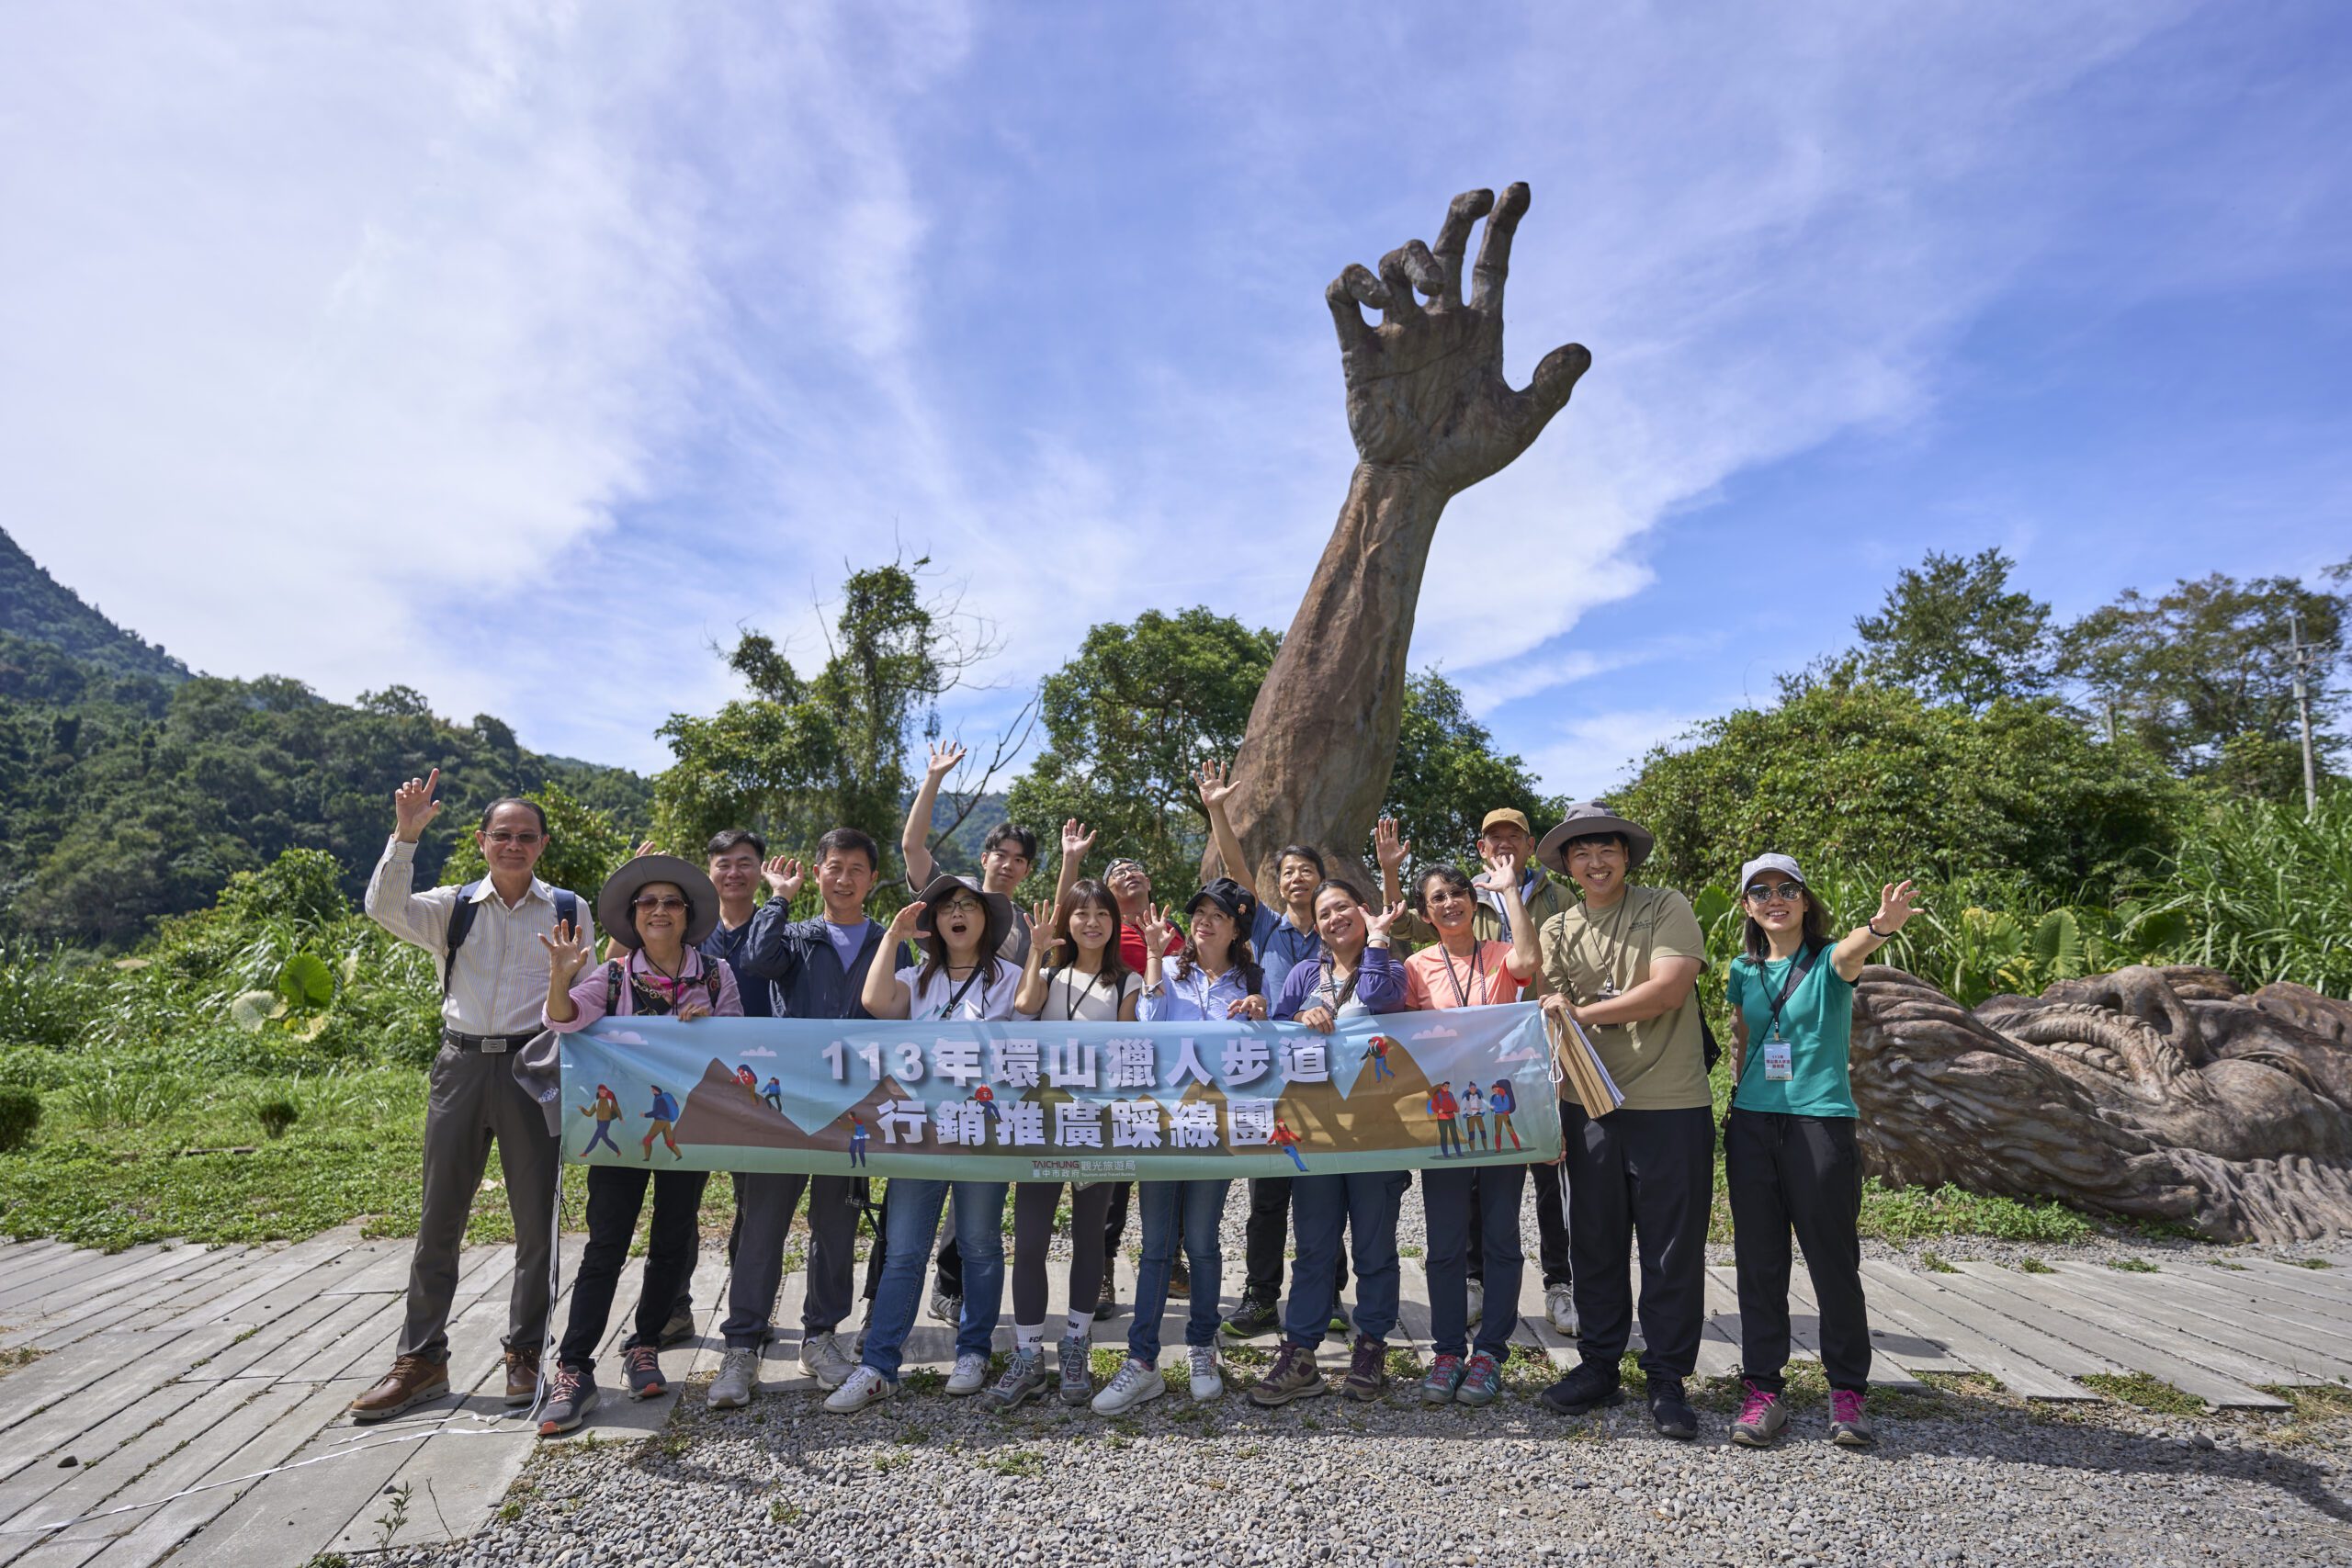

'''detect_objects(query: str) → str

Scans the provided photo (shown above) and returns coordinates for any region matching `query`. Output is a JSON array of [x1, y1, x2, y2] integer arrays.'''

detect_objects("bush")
[[254, 1097, 300, 1139], [0, 1086, 40, 1152]]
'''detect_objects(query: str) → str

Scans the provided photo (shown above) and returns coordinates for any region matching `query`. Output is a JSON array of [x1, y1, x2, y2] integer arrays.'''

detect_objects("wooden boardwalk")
[[0, 1230, 2344, 1566]]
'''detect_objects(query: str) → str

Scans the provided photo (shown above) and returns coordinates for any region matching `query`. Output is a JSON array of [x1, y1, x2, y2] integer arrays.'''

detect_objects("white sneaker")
[[1091, 1357, 1164, 1415], [944, 1350, 990, 1395], [822, 1364, 895, 1413], [799, 1330, 854, 1391], [1188, 1345, 1223, 1404], [1546, 1284, 1579, 1337], [1466, 1279, 1484, 1328], [929, 1287, 961, 1325], [707, 1348, 758, 1410]]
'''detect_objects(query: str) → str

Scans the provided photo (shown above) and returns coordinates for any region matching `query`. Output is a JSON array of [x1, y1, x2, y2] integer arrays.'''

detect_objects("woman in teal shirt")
[[1723, 853, 1918, 1450]]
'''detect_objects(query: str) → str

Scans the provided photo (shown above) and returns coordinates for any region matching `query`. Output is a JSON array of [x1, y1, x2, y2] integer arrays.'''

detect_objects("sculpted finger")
[[1376, 246, 1429, 323], [1430, 188, 1493, 308], [1517, 341, 1593, 433], [1471, 180, 1532, 311], [1326, 265, 1386, 350]]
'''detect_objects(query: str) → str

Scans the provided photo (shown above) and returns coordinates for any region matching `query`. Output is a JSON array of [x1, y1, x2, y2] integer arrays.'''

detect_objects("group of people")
[[354, 744, 1918, 1453]]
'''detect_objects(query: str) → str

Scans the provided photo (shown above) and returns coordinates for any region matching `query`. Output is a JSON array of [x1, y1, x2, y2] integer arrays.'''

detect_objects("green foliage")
[[1855, 1179, 2093, 1244], [2079, 1371, 2201, 1415], [440, 781, 638, 901], [1852, 547, 2055, 709], [1378, 671, 1560, 868], [2143, 782, 2352, 996], [0, 525, 187, 681], [0, 1086, 39, 1152], [254, 1097, 300, 1139]]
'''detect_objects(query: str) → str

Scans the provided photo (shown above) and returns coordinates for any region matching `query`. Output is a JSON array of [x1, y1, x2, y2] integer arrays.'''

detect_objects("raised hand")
[[392, 769, 443, 842], [538, 919, 594, 987], [1226, 993, 1269, 1021], [1138, 901, 1176, 958], [1374, 818, 1410, 875], [1874, 880, 1922, 937], [925, 739, 967, 782], [1363, 899, 1408, 943], [1060, 818, 1096, 862], [1326, 184, 1590, 491], [629, 839, 658, 860], [1475, 847, 1521, 893], [1196, 758, 1238, 811], [1029, 898, 1062, 961], [885, 899, 927, 942], [763, 855, 805, 902]]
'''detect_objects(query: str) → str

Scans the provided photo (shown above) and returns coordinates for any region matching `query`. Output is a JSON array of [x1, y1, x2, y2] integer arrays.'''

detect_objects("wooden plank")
[[1780, 1268, 1929, 1393], [2230, 1257, 2352, 1305], [1855, 1263, 2097, 1401], [3, 1249, 258, 1354], [1395, 1258, 1434, 1347], [1996, 1264, 2329, 1393], [313, 1241, 415, 1297], [1945, 1264, 2287, 1410], [149, 1234, 367, 1333], [0, 1249, 166, 1317], [2051, 1263, 2352, 1383], [0, 1249, 186, 1322], [0, 1247, 119, 1310], [1686, 1268, 1742, 1381], [0, 1325, 251, 1487], [2148, 1268, 2352, 1369]]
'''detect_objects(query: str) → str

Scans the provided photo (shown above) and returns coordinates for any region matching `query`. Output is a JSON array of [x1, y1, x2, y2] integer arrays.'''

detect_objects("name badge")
[[1762, 1041, 1793, 1081]]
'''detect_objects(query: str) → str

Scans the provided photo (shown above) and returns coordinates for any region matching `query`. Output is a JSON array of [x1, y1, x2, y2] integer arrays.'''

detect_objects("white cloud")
[[1523, 705, 1722, 798]]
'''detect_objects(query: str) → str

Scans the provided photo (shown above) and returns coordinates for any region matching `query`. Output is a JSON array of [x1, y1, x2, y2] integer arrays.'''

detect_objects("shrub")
[[0, 1086, 40, 1152], [254, 1098, 300, 1139]]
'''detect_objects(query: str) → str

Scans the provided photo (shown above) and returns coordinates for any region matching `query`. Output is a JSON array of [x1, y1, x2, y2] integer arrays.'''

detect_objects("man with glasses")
[[352, 772, 593, 1421]]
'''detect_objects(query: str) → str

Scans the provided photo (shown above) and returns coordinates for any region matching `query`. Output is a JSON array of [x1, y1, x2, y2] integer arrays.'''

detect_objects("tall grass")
[[2143, 784, 2352, 998]]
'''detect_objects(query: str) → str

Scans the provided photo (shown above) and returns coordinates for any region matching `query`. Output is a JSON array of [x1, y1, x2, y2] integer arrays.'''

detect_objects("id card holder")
[[1762, 1041, 1793, 1081]]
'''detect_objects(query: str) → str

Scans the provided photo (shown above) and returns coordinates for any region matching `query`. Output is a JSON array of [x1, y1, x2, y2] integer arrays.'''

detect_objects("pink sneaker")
[[1729, 1379, 1786, 1447], [1829, 1387, 1873, 1447]]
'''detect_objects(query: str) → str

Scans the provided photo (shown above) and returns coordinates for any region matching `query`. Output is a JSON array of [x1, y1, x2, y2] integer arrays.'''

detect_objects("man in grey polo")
[[351, 769, 594, 1422]]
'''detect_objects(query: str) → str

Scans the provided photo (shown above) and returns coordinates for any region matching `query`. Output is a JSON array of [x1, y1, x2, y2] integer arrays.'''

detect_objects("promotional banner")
[[561, 1004, 1559, 1181]]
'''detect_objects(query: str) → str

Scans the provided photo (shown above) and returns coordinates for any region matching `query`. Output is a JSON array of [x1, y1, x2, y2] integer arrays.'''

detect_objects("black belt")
[[443, 1027, 538, 1053]]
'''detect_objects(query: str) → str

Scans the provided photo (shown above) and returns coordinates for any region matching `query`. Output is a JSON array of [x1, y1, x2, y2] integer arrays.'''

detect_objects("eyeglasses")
[[633, 895, 688, 912], [937, 898, 986, 917], [483, 830, 544, 846], [1744, 882, 1805, 904]]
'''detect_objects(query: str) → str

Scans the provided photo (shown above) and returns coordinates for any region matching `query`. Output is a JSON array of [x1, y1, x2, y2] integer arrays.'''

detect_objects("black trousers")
[[1466, 1161, 1571, 1288], [1242, 1175, 1346, 1305], [1725, 1109, 1871, 1393], [1563, 1103, 1713, 1382], [561, 1164, 709, 1371]]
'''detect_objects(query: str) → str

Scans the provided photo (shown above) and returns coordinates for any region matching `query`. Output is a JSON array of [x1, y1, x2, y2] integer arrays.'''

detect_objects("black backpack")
[[444, 883, 579, 997]]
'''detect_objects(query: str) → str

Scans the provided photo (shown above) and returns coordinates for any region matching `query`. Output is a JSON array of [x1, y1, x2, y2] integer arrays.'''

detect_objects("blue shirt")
[[1252, 903, 1323, 1003], [647, 1089, 680, 1122], [701, 917, 775, 1018], [1142, 962, 1263, 1021], [824, 919, 876, 976]]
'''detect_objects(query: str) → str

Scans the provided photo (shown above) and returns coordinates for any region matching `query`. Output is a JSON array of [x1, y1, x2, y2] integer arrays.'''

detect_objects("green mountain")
[[0, 527, 188, 682]]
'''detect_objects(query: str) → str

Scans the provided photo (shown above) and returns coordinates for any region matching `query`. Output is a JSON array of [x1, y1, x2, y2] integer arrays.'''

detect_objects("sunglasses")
[[633, 895, 688, 912], [1744, 882, 1805, 904], [482, 830, 544, 846]]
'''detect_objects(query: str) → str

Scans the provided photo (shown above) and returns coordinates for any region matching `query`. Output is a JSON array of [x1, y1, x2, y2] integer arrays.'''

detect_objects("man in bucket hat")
[[1529, 802, 1713, 1441]]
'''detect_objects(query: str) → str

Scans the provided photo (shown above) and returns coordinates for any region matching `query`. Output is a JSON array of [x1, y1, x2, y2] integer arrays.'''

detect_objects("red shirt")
[[1429, 1086, 1459, 1119], [1118, 919, 1183, 974]]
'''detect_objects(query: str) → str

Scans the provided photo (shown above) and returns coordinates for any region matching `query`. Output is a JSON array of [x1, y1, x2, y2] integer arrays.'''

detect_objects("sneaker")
[[945, 1350, 991, 1396], [1458, 1350, 1503, 1407], [1466, 1279, 1484, 1328], [1057, 1336, 1094, 1404], [658, 1305, 697, 1348], [1221, 1296, 1281, 1340], [1092, 1277, 1120, 1322], [1420, 1352, 1465, 1405], [1340, 1335, 1387, 1402], [1731, 1380, 1788, 1448], [1829, 1388, 1874, 1447], [980, 1348, 1050, 1414], [503, 1345, 541, 1406], [621, 1344, 666, 1400], [928, 1287, 961, 1326], [822, 1364, 896, 1413], [1091, 1357, 1164, 1415], [535, 1365, 598, 1437], [798, 1330, 855, 1392], [348, 1355, 451, 1424], [1649, 1376, 1698, 1440], [1188, 1345, 1223, 1403], [1539, 1360, 1623, 1417], [707, 1348, 758, 1410], [1247, 1338, 1329, 1407], [1329, 1303, 1351, 1337], [1545, 1284, 1579, 1337], [1168, 1258, 1191, 1299]]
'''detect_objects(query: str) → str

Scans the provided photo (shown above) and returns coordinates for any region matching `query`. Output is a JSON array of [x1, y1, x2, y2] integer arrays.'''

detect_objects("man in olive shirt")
[[1529, 802, 1712, 1440]]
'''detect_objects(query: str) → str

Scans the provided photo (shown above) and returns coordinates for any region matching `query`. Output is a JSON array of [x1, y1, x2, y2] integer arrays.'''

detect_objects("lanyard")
[[1439, 940, 1489, 1009], [1057, 966, 1111, 1021], [1739, 942, 1822, 1086], [935, 964, 987, 1019]]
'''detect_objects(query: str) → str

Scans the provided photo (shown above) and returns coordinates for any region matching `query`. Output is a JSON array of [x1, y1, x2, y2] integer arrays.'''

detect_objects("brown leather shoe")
[[349, 1355, 451, 1424], [503, 1345, 542, 1406]]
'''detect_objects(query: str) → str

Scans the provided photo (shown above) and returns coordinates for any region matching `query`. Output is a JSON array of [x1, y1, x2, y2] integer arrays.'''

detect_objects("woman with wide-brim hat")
[[831, 874, 1021, 1414], [1527, 802, 1714, 1443], [535, 853, 742, 1436]]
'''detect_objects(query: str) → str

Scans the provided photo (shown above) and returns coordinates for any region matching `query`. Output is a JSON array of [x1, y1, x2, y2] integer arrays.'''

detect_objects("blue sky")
[[4, 1, 2346, 799]]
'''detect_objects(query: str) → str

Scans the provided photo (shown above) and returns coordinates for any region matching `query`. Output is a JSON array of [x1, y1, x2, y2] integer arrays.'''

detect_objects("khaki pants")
[[400, 1038, 560, 1361]]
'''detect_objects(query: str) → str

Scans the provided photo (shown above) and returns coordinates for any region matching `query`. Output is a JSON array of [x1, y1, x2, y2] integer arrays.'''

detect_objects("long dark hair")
[[1742, 887, 1831, 962], [1050, 880, 1130, 992]]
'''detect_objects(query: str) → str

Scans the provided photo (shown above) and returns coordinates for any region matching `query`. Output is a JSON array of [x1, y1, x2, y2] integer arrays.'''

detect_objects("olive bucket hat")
[[1534, 801, 1657, 876]]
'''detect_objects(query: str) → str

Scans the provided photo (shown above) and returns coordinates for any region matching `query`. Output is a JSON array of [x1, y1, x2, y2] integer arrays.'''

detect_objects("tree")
[[1378, 671, 1559, 871], [1854, 548, 2054, 710], [1006, 608, 1280, 903]]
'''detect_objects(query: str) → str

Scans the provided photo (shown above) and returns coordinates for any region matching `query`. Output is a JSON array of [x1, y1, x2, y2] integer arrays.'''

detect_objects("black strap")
[[936, 964, 987, 1018], [443, 883, 577, 997], [1439, 940, 1490, 1009], [1740, 941, 1824, 1083]]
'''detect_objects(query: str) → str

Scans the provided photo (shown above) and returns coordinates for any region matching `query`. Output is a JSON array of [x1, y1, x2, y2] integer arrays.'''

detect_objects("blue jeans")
[[1424, 1162, 1524, 1359], [861, 1178, 1008, 1380], [1127, 1179, 1229, 1366], [1284, 1171, 1407, 1346]]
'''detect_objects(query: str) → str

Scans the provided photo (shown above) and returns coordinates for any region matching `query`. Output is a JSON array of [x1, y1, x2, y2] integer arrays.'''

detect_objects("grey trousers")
[[401, 1039, 560, 1361], [720, 1171, 861, 1349]]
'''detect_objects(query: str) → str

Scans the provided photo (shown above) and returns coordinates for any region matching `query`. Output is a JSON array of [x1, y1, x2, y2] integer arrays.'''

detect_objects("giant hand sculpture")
[[1213, 186, 1589, 890]]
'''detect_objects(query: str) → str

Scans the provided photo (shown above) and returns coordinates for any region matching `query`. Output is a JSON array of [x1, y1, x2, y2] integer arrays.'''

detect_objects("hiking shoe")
[[1221, 1296, 1281, 1340], [1329, 1302, 1351, 1337], [1458, 1351, 1503, 1407], [1731, 1380, 1787, 1448], [1092, 1276, 1120, 1321], [707, 1348, 758, 1410], [1247, 1339, 1329, 1407], [928, 1287, 961, 1326], [349, 1355, 450, 1424], [1540, 1360, 1624, 1417], [1188, 1345, 1223, 1403], [536, 1366, 598, 1437], [980, 1348, 1050, 1415], [1649, 1376, 1699, 1439], [1420, 1352, 1465, 1405], [621, 1344, 666, 1400], [1545, 1284, 1579, 1337], [799, 1330, 855, 1391], [1055, 1336, 1093, 1404], [1465, 1279, 1484, 1328], [945, 1350, 991, 1396], [1168, 1258, 1191, 1299], [1092, 1357, 1164, 1415], [1830, 1388, 1874, 1447], [823, 1365, 896, 1413], [503, 1345, 541, 1406], [1340, 1334, 1387, 1402], [658, 1305, 697, 1348]]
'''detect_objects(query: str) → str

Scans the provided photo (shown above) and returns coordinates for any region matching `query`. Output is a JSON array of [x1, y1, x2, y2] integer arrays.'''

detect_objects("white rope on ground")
[[2, 1165, 578, 1542]]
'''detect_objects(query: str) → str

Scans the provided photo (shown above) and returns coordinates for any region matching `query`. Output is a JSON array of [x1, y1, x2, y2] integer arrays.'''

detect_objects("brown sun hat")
[[596, 853, 721, 949], [1534, 801, 1657, 875]]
